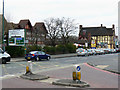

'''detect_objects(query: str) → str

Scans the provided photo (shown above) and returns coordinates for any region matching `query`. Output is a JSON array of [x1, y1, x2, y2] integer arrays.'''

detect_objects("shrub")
[[65, 43, 76, 53], [27, 45, 42, 53], [5, 46, 24, 58], [44, 43, 76, 54], [43, 46, 56, 55]]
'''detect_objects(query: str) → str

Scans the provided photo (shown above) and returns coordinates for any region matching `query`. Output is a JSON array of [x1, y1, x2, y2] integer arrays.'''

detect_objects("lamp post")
[[2, 0, 5, 52], [25, 29, 26, 56]]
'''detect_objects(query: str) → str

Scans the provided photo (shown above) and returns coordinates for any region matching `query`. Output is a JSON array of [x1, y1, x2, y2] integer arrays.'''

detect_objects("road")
[[0, 53, 119, 88]]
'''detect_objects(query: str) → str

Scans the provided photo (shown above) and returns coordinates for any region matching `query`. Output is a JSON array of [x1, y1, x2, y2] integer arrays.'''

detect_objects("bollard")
[[72, 72, 76, 80], [77, 72, 81, 80], [26, 61, 33, 75], [72, 65, 81, 82]]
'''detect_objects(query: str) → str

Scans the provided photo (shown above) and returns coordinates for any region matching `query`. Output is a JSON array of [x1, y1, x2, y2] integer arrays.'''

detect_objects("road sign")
[[9, 29, 25, 46], [77, 66, 81, 72]]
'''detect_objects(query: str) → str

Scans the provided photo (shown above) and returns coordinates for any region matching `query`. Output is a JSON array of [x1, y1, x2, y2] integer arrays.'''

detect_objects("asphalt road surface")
[[0, 53, 119, 88]]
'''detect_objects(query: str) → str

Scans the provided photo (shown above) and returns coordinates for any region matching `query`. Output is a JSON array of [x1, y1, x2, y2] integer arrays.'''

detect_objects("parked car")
[[87, 49, 93, 55], [90, 49, 97, 55], [77, 49, 88, 56], [76, 48, 84, 52], [103, 48, 112, 54], [0, 48, 11, 64], [95, 49, 103, 55], [25, 51, 51, 61]]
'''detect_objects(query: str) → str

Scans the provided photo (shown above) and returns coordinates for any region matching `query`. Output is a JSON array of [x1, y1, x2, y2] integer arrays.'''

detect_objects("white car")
[[0, 48, 11, 64], [77, 49, 88, 56], [87, 49, 93, 55]]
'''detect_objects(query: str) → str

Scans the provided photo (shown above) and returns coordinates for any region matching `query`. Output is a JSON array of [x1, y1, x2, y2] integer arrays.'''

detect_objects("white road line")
[[0, 74, 16, 80]]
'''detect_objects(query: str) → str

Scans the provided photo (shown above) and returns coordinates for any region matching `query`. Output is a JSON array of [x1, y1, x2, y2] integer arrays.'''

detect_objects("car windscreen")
[[78, 50, 84, 52], [29, 51, 37, 54]]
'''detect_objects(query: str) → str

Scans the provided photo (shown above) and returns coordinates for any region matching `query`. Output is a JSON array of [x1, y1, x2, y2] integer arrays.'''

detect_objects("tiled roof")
[[79, 26, 114, 37], [19, 19, 32, 29], [33, 22, 48, 33]]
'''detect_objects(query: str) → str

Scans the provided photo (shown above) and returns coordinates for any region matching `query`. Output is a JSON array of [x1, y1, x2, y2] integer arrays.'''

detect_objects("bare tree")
[[44, 18, 61, 47], [59, 17, 77, 44], [44, 17, 77, 46]]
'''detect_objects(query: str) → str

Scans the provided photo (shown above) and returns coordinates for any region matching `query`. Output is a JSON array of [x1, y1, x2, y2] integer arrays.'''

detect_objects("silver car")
[[77, 49, 88, 56]]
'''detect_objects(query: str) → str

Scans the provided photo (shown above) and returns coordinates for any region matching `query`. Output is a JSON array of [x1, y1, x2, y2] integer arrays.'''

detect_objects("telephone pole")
[[2, 0, 5, 52]]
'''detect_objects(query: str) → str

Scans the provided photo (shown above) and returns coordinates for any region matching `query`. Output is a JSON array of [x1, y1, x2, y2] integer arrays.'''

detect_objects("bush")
[[44, 43, 76, 54], [66, 43, 76, 53], [43, 46, 56, 55], [27, 45, 42, 53], [5, 46, 24, 58]]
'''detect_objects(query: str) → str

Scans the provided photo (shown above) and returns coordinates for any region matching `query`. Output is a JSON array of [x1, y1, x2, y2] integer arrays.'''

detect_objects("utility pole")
[[2, 0, 5, 52], [25, 29, 26, 56]]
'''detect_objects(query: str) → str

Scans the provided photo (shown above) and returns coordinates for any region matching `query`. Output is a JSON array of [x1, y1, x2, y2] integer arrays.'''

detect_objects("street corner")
[[20, 73, 49, 81], [52, 79, 90, 88]]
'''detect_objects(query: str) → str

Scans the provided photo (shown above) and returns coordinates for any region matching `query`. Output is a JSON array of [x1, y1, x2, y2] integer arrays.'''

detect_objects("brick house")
[[33, 22, 48, 46], [79, 24, 115, 49]]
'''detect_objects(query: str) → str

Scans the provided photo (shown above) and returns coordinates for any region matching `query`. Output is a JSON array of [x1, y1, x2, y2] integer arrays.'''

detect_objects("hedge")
[[5, 43, 76, 57]]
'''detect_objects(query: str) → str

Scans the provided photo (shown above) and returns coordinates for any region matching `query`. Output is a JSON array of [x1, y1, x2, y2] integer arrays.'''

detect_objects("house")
[[79, 24, 115, 49], [18, 19, 33, 46], [33, 22, 48, 46]]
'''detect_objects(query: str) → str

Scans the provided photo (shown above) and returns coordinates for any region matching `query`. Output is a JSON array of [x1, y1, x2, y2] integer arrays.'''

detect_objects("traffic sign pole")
[[25, 29, 26, 56]]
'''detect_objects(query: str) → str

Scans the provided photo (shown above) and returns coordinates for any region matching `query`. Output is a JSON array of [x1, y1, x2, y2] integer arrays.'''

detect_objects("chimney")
[[101, 24, 103, 27], [80, 25, 82, 29], [112, 24, 115, 30]]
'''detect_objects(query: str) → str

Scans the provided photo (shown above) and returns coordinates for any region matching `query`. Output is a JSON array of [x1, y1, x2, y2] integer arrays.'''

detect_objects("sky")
[[0, 0, 119, 35]]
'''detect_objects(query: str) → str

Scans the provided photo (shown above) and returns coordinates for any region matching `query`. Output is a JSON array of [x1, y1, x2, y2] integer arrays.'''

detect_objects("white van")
[[0, 48, 11, 64]]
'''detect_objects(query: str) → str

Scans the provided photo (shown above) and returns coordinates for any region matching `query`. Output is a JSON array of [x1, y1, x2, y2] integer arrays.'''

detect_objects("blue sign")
[[77, 66, 81, 71], [91, 47, 96, 49], [16, 38, 22, 40]]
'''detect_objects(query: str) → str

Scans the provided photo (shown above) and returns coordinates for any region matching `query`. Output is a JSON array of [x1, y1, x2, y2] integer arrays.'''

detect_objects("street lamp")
[[2, 0, 5, 52]]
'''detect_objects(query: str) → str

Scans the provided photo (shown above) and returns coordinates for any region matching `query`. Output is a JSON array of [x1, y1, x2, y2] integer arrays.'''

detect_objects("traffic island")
[[20, 61, 49, 80], [53, 65, 90, 88], [52, 79, 90, 88], [20, 73, 49, 81]]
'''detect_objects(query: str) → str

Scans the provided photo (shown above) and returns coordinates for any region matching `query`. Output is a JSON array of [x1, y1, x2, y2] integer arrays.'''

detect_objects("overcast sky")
[[0, 0, 119, 35]]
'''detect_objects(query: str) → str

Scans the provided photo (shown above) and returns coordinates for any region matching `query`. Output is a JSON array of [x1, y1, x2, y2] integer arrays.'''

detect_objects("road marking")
[[84, 63, 119, 76], [55, 65, 60, 67], [17, 63, 26, 67], [0, 74, 16, 80], [2, 64, 9, 75], [95, 65, 109, 69]]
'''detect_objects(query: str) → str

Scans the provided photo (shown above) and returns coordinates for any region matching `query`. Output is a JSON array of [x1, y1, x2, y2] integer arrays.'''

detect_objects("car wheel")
[[47, 57, 50, 60], [2, 58, 6, 64], [35, 57, 39, 61]]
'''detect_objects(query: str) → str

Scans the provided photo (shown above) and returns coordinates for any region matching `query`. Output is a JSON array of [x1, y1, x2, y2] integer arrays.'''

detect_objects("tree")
[[44, 18, 61, 47], [58, 17, 77, 44], [44, 17, 77, 46]]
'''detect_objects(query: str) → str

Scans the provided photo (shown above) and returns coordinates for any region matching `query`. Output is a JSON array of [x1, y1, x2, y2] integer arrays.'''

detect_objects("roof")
[[33, 22, 48, 34], [79, 26, 114, 37], [19, 19, 32, 29]]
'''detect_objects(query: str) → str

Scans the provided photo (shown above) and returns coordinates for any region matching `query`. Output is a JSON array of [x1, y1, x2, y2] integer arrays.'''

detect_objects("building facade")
[[79, 24, 115, 49]]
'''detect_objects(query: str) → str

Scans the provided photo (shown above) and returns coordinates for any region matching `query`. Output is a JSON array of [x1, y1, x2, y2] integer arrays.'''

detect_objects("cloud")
[[0, 0, 119, 28]]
